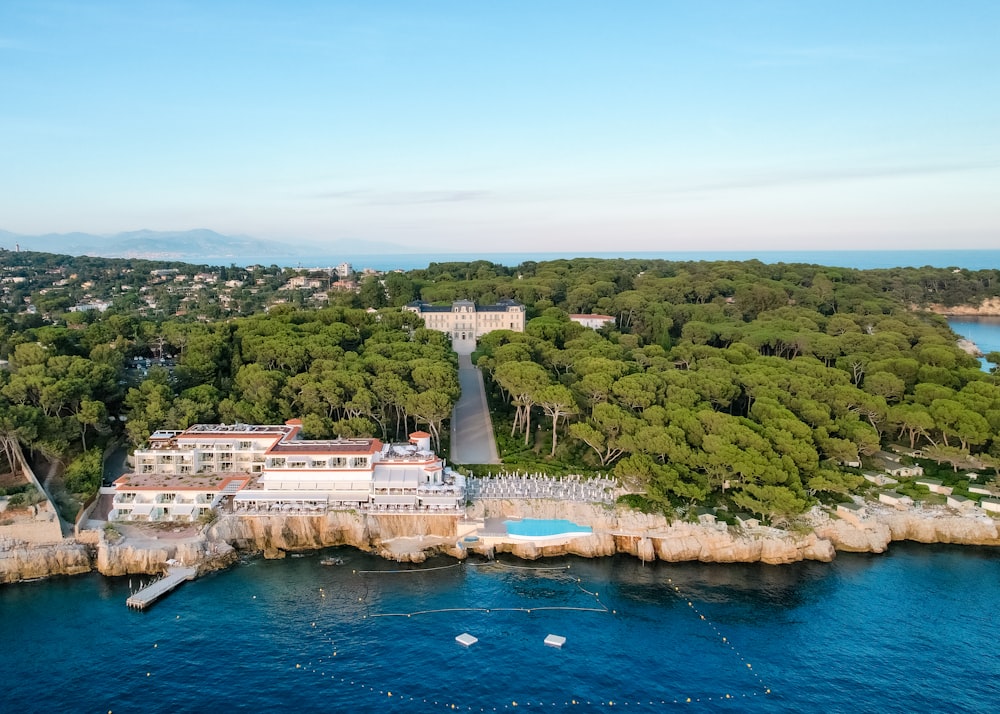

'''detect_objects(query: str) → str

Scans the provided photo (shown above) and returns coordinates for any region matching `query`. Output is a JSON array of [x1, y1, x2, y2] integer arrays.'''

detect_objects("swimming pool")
[[504, 518, 593, 537]]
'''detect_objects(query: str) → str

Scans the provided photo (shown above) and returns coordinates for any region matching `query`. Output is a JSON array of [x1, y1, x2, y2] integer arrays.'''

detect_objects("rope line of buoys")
[[475, 562, 572, 572], [666, 576, 772, 697], [370, 604, 608, 618], [296, 661, 770, 711], [353, 562, 464, 575]]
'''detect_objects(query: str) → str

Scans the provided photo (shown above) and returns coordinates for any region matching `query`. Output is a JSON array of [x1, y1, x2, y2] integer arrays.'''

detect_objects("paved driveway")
[[450, 354, 500, 465]]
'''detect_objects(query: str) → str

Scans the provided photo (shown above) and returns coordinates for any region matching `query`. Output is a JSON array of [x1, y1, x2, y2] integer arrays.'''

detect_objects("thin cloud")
[[309, 190, 490, 205], [665, 159, 1000, 195]]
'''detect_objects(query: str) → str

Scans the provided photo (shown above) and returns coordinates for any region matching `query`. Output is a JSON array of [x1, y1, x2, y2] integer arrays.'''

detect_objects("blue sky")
[[1, 1, 998, 253]]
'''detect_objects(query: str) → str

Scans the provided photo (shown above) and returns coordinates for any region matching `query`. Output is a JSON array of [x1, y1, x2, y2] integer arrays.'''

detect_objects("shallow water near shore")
[[2, 544, 998, 712]]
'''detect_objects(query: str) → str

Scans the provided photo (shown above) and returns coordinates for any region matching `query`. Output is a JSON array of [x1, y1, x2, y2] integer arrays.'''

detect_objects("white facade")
[[569, 314, 615, 329], [110, 474, 248, 523], [115, 421, 464, 522], [404, 299, 526, 347]]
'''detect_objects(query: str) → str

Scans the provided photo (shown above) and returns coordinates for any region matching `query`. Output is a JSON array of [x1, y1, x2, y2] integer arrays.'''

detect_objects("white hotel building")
[[404, 298, 525, 352], [111, 420, 464, 522]]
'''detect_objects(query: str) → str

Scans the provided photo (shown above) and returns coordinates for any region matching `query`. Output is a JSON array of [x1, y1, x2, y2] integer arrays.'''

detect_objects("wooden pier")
[[126, 566, 198, 610]]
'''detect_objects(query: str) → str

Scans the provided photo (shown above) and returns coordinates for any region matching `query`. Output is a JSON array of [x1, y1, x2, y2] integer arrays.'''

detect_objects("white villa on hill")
[[404, 298, 525, 351], [569, 314, 615, 329], [111, 421, 464, 522]]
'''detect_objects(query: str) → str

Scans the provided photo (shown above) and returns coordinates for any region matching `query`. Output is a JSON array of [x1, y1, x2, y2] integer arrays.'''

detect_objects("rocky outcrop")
[[0, 539, 92, 583], [814, 518, 893, 553], [94, 532, 238, 576], [814, 506, 1000, 552], [880, 510, 1000, 545]]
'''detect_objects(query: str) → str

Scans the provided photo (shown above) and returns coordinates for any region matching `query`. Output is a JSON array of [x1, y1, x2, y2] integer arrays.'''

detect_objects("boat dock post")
[[126, 566, 198, 610]]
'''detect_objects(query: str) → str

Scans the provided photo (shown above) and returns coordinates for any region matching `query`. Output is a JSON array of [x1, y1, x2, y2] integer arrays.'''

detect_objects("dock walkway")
[[126, 566, 197, 610]]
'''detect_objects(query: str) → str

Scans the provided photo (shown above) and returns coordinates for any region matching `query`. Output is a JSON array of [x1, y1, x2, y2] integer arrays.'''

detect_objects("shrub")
[[64, 449, 103, 494]]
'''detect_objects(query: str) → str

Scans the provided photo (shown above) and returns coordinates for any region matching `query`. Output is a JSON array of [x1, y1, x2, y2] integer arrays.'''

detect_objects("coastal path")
[[450, 354, 500, 465]]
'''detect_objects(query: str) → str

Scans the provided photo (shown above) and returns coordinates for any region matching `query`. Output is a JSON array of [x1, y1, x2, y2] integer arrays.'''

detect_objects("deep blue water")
[[2, 544, 998, 713], [251, 249, 1000, 272]]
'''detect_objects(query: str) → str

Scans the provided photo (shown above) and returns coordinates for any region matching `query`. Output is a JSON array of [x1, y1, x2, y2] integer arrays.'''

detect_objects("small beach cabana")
[[879, 491, 913, 509]]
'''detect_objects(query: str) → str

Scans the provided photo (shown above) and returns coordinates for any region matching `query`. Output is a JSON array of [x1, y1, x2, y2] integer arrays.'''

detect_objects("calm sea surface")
[[2, 545, 998, 713], [948, 317, 1000, 371]]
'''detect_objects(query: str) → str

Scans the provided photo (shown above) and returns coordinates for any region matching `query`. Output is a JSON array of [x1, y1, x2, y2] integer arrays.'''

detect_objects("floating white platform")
[[456, 633, 478, 647], [544, 634, 566, 648]]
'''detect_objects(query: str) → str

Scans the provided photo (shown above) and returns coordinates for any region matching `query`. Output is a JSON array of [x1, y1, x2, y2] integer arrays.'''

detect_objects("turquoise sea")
[[2, 545, 999, 713]]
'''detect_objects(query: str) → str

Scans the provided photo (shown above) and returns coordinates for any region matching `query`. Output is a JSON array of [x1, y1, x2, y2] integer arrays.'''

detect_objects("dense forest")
[[2, 250, 999, 524]]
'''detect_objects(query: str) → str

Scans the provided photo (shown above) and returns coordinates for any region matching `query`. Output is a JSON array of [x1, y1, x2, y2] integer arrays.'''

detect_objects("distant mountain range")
[[0, 229, 414, 263]]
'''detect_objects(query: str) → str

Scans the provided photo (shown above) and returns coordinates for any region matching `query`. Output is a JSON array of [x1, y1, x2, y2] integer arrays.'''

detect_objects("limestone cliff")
[[813, 518, 893, 553], [813, 507, 1000, 552], [94, 533, 238, 577], [879, 510, 1000, 545], [5, 501, 999, 586], [0, 540, 92, 583], [208, 511, 459, 557], [472, 500, 836, 564]]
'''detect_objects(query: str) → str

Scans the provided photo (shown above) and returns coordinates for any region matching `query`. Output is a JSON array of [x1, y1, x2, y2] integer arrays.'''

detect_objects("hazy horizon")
[[2, 2, 998, 252]]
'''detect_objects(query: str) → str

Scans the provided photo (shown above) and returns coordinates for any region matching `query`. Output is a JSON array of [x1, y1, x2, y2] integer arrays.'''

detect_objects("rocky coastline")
[[2, 500, 999, 585]]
